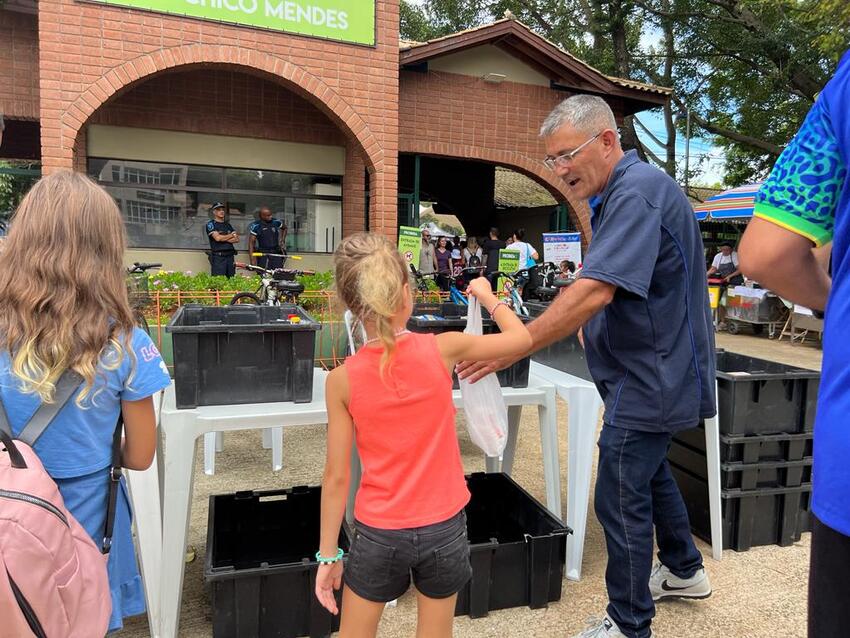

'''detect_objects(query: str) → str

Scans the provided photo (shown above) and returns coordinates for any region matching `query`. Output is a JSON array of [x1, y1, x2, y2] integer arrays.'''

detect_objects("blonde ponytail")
[[334, 232, 410, 377]]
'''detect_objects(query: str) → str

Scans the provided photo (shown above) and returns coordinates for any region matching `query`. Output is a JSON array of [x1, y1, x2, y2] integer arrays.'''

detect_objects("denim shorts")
[[345, 510, 472, 603]]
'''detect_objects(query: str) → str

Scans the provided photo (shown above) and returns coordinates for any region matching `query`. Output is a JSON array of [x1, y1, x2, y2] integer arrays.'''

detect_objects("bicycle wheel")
[[230, 292, 262, 305]]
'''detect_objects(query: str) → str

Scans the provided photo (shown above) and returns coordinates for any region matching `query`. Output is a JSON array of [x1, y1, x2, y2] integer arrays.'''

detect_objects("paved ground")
[[122, 333, 822, 637]]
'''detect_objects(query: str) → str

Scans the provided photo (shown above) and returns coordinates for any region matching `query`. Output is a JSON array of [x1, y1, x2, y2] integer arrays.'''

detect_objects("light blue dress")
[[0, 328, 172, 631]]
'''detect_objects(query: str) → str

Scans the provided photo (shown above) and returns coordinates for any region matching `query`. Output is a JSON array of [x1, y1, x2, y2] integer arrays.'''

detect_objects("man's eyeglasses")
[[543, 132, 602, 170]]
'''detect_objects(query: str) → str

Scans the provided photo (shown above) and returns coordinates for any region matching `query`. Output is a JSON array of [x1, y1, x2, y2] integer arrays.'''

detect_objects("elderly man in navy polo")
[[459, 95, 716, 638]]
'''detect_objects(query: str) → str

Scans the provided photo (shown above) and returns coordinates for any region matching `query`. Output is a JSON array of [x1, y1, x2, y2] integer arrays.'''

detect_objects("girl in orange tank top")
[[315, 232, 532, 638]]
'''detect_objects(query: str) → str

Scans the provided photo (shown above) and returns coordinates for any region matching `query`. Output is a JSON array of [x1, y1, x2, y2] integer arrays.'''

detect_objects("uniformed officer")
[[248, 206, 287, 269], [205, 202, 238, 277]]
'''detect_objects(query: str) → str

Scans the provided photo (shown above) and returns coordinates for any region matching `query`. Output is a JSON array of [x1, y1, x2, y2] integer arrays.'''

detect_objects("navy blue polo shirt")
[[206, 220, 236, 254], [248, 218, 285, 252], [580, 150, 716, 432]]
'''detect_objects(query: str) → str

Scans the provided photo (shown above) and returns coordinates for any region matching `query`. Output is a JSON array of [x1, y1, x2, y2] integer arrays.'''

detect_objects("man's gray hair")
[[539, 95, 617, 138]]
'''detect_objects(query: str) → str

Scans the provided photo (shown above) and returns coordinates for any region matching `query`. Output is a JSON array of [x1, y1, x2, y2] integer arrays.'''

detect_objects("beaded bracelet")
[[488, 301, 510, 316], [315, 548, 345, 564]]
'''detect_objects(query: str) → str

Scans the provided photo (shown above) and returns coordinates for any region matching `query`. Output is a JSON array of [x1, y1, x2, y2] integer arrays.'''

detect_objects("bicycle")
[[409, 264, 484, 305], [492, 270, 531, 317], [231, 253, 314, 305], [126, 262, 162, 335]]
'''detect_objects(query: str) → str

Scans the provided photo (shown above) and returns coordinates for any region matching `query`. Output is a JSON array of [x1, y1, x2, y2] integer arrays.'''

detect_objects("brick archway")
[[58, 43, 382, 173], [401, 141, 591, 239]]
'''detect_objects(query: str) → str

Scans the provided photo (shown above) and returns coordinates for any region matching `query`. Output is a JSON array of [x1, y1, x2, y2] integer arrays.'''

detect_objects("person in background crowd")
[[206, 202, 238, 277], [434, 236, 452, 292], [419, 229, 436, 275], [706, 241, 743, 329], [314, 232, 531, 638], [451, 247, 465, 288], [464, 236, 483, 265], [507, 228, 540, 297], [706, 242, 743, 285], [0, 171, 171, 632], [459, 94, 715, 638], [738, 49, 849, 638], [248, 206, 287, 269], [482, 227, 506, 291]]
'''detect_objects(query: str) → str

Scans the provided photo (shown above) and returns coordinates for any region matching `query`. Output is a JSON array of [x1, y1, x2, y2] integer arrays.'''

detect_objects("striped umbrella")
[[693, 183, 762, 221]]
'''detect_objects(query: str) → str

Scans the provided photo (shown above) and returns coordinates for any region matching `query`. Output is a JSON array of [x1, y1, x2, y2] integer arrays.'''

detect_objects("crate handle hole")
[[258, 494, 289, 502]]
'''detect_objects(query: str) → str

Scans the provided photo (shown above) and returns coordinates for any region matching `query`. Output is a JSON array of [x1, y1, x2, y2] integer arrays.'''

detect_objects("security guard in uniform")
[[206, 202, 238, 277], [248, 206, 287, 269]]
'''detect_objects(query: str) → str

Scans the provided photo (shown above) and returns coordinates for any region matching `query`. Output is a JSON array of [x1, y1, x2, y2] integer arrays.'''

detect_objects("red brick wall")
[[399, 69, 593, 238], [0, 10, 39, 120], [37, 0, 399, 236], [90, 68, 345, 146]]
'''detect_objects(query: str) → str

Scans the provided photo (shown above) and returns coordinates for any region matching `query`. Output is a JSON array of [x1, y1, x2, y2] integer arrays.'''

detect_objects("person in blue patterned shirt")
[[739, 50, 849, 638]]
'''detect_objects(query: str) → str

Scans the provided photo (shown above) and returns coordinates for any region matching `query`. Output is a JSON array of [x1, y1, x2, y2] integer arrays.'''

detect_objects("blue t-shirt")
[[753, 50, 850, 536], [0, 328, 172, 478], [580, 151, 717, 432]]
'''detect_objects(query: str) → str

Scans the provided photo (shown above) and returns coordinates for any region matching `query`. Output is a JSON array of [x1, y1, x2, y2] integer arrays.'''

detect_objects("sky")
[[634, 109, 727, 187]]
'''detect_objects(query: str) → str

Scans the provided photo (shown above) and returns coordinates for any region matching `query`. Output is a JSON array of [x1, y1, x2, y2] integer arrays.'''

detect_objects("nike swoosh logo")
[[661, 579, 692, 591]]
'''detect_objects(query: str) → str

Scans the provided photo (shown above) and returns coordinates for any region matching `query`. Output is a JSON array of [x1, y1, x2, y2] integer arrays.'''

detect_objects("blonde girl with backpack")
[[0, 171, 171, 632], [314, 232, 532, 637]]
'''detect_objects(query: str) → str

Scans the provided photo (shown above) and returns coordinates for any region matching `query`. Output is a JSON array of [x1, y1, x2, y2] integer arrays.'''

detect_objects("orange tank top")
[[345, 332, 470, 529]]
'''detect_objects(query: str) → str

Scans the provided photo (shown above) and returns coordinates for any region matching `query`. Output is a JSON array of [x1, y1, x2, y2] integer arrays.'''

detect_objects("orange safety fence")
[[144, 288, 448, 372]]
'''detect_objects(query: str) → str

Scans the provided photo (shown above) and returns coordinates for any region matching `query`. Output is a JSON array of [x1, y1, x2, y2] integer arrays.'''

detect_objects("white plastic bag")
[[458, 296, 509, 457]]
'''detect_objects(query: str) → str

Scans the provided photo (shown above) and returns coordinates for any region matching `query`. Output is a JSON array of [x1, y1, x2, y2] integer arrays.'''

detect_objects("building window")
[[88, 158, 343, 253]]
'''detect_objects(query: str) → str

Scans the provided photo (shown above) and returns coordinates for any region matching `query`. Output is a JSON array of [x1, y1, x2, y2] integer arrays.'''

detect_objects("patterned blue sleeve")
[[248, 221, 259, 236], [753, 58, 849, 246], [206, 220, 215, 236], [121, 328, 171, 401]]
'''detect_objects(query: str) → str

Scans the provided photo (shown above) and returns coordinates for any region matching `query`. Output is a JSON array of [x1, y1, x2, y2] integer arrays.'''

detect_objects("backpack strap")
[[102, 415, 123, 554], [17, 371, 84, 447]]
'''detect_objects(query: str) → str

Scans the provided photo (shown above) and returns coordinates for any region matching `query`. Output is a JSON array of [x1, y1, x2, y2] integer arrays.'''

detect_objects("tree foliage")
[[400, 0, 850, 186]]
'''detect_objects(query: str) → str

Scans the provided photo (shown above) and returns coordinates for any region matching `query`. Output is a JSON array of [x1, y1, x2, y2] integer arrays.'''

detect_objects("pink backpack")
[[0, 372, 119, 638]]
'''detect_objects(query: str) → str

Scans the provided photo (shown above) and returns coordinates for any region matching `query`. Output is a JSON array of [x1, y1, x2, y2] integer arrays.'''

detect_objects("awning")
[[693, 183, 762, 221]]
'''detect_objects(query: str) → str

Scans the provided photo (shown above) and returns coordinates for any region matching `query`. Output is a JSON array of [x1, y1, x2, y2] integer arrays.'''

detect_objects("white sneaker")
[[571, 614, 654, 638], [649, 562, 712, 601]]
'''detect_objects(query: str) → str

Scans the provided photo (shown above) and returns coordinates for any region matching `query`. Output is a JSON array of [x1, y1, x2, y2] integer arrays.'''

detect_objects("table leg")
[[500, 405, 523, 475], [537, 386, 562, 520], [565, 385, 602, 582], [346, 441, 361, 525], [126, 450, 163, 638], [159, 424, 200, 638], [262, 428, 273, 449], [704, 414, 724, 561], [203, 432, 216, 476], [271, 427, 283, 471]]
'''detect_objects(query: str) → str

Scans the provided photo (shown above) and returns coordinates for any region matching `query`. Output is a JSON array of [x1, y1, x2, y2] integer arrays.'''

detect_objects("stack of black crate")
[[669, 352, 820, 551]]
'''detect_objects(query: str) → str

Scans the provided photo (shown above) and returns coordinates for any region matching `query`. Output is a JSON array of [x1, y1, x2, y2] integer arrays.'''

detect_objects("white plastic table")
[[137, 369, 561, 638], [529, 362, 724, 583]]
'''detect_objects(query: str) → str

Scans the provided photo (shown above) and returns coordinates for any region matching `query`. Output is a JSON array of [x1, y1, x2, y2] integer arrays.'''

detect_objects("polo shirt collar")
[[596, 149, 641, 204]]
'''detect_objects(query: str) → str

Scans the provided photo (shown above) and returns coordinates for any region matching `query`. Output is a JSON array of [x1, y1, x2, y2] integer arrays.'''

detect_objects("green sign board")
[[496, 249, 520, 294], [89, 0, 376, 46], [398, 226, 421, 270]]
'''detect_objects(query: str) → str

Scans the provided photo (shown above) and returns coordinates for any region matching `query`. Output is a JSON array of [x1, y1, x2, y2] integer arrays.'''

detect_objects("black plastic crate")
[[715, 352, 820, 435], [674, 422, 813, 463], [456, 473, 570, 618], [670, 464, 811, 551], [668, 440, 812, 490], [408, 303, 530, 388], [166, 304, 320, 408], [205, 486, 351, 638]]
